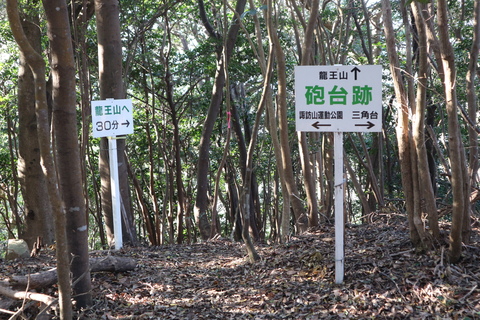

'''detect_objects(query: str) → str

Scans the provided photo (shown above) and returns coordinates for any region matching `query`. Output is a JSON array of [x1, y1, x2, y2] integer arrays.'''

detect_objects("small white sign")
[[295, 65, 382, 132], [91, 99, 134, 138]]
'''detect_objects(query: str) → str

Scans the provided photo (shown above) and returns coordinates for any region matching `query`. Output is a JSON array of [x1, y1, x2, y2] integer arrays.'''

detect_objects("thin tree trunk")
[[402, 0, 430, 249], [296, 0, 320, 228], [72, 0, 96, 252], [194, 0, 247, 240], [323, 133, 334, 219], [382, 0, 424, 247], [127, 160, 156, 245], [239, 46, 275, 261], [94, 0, 137, 247], [263, 7, 292, 242], [210, 121, 230, 238], [411, 2, 440, 240], [465, 0, 480, 242], [6, 1, 73, 317], [17, 13, 55, 249], [145, 113, 162, 245], [437, 0, 469, 263], [268, 0, 307, 233], [355, 133, 385, 208], [230, 85, 261, 241], [172, 111, 187, 244], [44, 0, 93, 308], [344, 156, 371, 218]]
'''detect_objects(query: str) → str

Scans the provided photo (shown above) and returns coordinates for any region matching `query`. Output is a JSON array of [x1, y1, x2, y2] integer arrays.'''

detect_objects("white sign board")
[[91, 98, 134, 250], [91, 99, 134, 138], [295, 65, 382, 132]]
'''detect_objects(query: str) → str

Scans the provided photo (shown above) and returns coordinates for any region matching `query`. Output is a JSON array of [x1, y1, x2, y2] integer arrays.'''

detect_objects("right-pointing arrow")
[[354, 121, 375, 129]]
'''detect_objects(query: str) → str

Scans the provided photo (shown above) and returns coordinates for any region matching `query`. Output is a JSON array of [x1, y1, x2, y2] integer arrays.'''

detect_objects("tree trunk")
[[127, 160, 156, 245], [230, 84, 261, 240], [6, 0, 73, 317], [161, 26, 188, 243], [323, 133, 335, 219], [94, 0, 137, 247], [172, 110, 187, 244], [72, 1, 97, 250], [268, 0, 307, 233], [411, 2, 440, 240], [465, 0, 480, 241], [194, 0, 247, 240], [297, 0, 320, 228], [298, 133, 318, 227], [382, 0, 426, 248], [43, 0, 93, 309], [238, 52, 273, 262], [17, 13, 55, 249], [344, 156, 371, 217], [402, 0, 431, 250], [437, 0, 469, 263]]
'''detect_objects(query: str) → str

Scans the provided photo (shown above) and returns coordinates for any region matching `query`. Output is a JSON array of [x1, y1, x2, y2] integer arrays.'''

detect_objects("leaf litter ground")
[[1, 214, 480, 319]]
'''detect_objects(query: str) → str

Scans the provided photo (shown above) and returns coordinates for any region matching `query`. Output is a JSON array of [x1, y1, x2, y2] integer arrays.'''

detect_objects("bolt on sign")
[[295, 65, 382, 133], [91, 99, 134, 138]]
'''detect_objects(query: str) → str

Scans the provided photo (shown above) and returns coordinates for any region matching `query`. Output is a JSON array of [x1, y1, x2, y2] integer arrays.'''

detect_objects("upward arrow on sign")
[[351, 67, 361, 80]]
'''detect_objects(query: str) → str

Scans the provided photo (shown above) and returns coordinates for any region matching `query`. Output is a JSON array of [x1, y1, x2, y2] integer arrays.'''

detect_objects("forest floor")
[[1, 213, 480, 319]]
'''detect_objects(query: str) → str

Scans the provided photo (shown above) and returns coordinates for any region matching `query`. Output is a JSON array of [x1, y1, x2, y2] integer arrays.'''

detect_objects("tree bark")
[[43, 0, 93, 308], [268, 0, 307, 233], [17, 13, 55, 249], [437, 0, 469, 263], [465, 0, 480, 242], [296, 0, 320, 228], [94, 0, 137, 247], [344, 156, 371, 217], [194, 0, 247, 240], [230, 84, 261, 240], [323, 134, 334, 220], [6, 1, 73, 318], [238, 50, 274, 262], [160, 21, 189, 243], [411, 2, 440, 240], [382, 0, 426, 248]]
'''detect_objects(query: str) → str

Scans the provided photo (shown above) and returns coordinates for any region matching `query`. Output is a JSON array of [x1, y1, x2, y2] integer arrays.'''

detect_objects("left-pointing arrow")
[[122, 120, 130, 127], [354, 121, 375, 129], [312, 121, 331, 129]]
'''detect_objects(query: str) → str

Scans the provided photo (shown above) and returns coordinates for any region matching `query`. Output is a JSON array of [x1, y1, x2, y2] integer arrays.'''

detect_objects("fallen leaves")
[[1, 214, 480, 319]]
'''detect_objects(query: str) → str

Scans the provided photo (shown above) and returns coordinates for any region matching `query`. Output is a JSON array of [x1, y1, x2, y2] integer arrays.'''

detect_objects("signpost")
[[91, 99, 134, 138], [295, 65, 382, 284], [91, 98, 134, 250]]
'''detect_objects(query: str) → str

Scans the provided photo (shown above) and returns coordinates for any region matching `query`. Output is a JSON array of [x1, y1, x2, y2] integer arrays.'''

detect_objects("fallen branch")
[[4, 256, 136, 290], [0, 284, 55, 306]]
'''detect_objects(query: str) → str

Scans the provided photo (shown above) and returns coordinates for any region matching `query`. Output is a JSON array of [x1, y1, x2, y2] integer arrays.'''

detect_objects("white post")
[[334, 131, 344, 284], [108, 137, 123, 250]]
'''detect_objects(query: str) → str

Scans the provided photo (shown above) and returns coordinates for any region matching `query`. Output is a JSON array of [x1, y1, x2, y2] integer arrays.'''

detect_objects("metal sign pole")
[[108, 136, 123, 250], [334, 131, 345, 284]]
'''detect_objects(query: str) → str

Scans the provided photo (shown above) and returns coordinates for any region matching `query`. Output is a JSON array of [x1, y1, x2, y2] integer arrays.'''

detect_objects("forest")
[[0, 0, 480, 319]]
